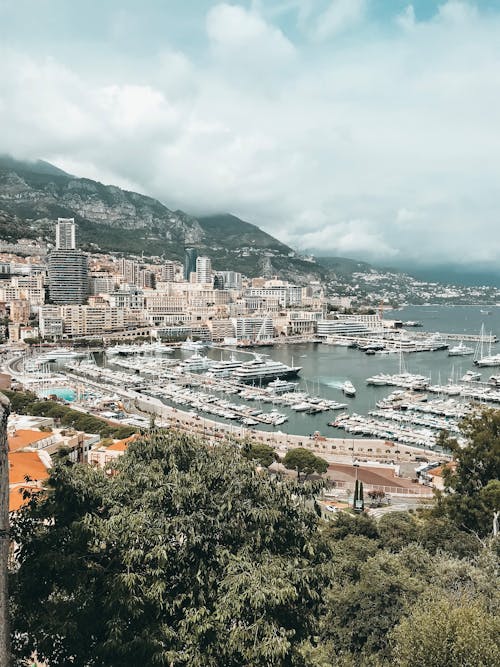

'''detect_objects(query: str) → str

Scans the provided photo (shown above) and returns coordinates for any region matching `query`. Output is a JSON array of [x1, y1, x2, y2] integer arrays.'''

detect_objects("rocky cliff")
[[0, 156, 325, 282]]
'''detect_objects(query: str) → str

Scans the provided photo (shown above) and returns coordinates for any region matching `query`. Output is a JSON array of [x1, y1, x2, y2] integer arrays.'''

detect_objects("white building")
[[196, 256, 212, 285]]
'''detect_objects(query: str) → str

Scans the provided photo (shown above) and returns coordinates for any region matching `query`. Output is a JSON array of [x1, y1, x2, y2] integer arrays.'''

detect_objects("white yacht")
[[448, 341, 474, 357], [181, 337, 206, 351], [204, 354, 242, 378], [179, 352, 213, 372], [461, 370, 481, 382], [38, 348, 85, 361], [231, 356, 301, 384], [474, 354, 500, 367], [342, 380, 356, 397], [266, 378, 299, 394]]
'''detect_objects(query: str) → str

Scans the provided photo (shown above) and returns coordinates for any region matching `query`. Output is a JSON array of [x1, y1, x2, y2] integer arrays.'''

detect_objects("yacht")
[[181, 337, 206, 351], [204, 354, 242, 378], [448, 341, 474, 357], [266, 378, 299, 394], [461, 370, 481, 382], [231, 356, 301, 383], [342, 380, 356, 397], [179, 352, 213, 372], [474, 354, 500, 368], [38, 348, 85, 361]]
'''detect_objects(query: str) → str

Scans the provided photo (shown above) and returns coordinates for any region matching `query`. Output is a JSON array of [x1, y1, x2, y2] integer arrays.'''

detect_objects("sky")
[[1, 0, 500, 268]]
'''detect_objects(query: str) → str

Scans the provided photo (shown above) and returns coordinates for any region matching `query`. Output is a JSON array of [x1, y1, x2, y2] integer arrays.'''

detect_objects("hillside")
[[0, 156, 326, 282]]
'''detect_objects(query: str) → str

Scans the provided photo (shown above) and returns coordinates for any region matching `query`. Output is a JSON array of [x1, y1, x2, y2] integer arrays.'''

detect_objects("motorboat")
[[448, 341, 474, 357], [461, 370, 481, 382], [342, 380, 356, 397], [181, 337, 206, 351]]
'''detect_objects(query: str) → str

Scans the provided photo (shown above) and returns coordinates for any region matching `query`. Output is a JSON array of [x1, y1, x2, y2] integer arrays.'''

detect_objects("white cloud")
[[437, 1, 478, 24], [206, 3, 295, 60], [1, 3, 500, 267], [313, 0, 366, 40], [396, 5, 416, 30]]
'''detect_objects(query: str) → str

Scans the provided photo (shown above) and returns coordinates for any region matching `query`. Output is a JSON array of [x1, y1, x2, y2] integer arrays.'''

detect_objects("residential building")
[[55, 217, 76, 250], [196, 256, 212, 284]]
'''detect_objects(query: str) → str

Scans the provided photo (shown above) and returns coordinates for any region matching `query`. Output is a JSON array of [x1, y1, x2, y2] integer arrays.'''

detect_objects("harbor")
[[4, 305, 500, 459]]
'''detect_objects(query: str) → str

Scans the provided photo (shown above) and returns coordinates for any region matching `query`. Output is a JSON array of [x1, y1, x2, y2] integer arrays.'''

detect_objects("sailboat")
[[474, 324, 500, 367]]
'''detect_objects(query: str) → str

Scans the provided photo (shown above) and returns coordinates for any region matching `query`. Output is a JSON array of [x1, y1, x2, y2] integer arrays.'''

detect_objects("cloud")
[[313, 0, 366, 40], [1, 1, 500, 267], [437, 1, 478, 24], [207, 3, 295, 61], [396, 5, 416, 30]]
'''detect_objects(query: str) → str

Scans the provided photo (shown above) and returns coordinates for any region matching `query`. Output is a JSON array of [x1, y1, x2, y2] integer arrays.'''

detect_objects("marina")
[[7, 305, 500, 452]]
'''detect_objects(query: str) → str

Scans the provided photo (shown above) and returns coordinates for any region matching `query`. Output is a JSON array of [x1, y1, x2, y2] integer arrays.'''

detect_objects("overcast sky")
[[1, 1, 500, 267]]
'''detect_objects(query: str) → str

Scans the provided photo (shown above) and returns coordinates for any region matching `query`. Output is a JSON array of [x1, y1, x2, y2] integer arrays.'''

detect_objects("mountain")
[[0, 156, 325, 282], [315, 256, 376, 275]]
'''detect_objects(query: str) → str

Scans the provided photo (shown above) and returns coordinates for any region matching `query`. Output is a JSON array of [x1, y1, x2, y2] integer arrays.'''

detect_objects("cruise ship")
[[231, 357, 301, 383]]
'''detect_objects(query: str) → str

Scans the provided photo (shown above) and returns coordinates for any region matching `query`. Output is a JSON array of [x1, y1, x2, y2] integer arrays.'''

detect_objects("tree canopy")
[[7, 416, 500, 667], [11, 431, 323, 666], [282, 448, 328, 481]]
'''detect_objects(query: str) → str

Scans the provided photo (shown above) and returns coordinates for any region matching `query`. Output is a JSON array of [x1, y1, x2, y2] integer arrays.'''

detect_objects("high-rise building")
[[118, 258, 139, 286], [55, 218, 76, 250], [196, 256, 212, 284], [162, 261, 175, 282], [48, 251, 89, 305], [184, 248, 198, 281], [48, 219, 88, 305]]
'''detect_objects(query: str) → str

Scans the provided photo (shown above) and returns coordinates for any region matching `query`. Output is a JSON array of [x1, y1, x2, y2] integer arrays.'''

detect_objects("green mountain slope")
[[0, 157, 328, 281]]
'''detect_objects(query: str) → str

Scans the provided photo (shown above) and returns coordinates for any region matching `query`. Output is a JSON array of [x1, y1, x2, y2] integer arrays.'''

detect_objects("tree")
[[367, 489, 385, 507], [378, 513, 419, 552], [390, 592, 500, 666], [282, 448, 328, 481], [437, 409, 500, 535], [10, 431, 323, 666], [241, 442, 277, 468]]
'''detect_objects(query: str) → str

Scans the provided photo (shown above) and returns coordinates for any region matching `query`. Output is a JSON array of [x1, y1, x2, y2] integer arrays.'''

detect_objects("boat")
[[461, 370, 481, 382], [231, 355, 301, 383], [480, 309, 492, 315], [291, 402, 311, 411], [38, 348, 85, 361], [181, 337, 206, 351], [448, 341, 474, 357], [178, 352, 213, 372], [342, 380, 356, 397], [266, 378, 299, 394], [204, 354, 242, 378]]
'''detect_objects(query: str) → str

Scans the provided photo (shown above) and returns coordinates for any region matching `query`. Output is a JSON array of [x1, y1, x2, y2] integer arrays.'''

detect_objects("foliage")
[[241, 442, 278, 468], [377, 512, 419, 552], [1, 390, 137, 439], [437, 409, 500, 535], [10, 431, 323, 666], [390, 591, 500, 667], [282, 448, 328, 481], [7, 408, 500, 666]]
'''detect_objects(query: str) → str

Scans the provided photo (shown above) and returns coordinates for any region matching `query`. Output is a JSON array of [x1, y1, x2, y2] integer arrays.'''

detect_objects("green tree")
[[11, 431, 323, 666], [282, 448, 328, 481], [391, 592, 500, 666], [378, 512, 419, 552], [241, 442, 277, 468], [437, 409, 500, 535]]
